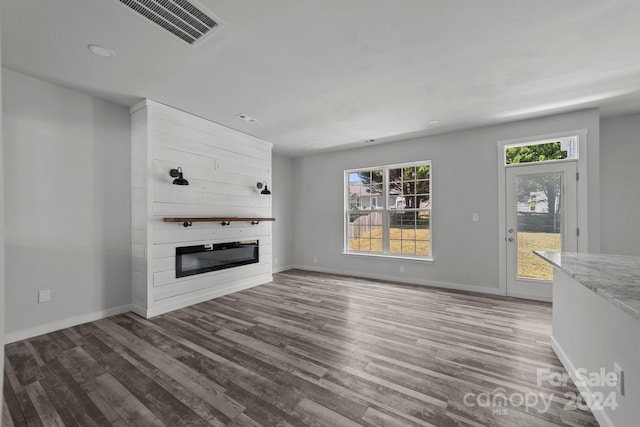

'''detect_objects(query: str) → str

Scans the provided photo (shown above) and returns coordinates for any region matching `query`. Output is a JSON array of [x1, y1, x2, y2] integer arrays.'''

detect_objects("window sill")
[[342, 252, 434, 263]]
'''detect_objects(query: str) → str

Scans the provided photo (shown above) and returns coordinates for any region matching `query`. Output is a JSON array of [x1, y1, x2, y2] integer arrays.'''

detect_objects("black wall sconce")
[[256, 181, 271, 195], [170, 167, 189, 185]]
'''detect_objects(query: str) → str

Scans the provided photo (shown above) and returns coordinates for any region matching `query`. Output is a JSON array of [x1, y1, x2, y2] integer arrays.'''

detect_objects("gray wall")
[[3, 69, 132, 337], [600, 112, 640, 256], [292, 109, 600, 290], [272, 152, 295, 271], [0, 18, 4, 410]]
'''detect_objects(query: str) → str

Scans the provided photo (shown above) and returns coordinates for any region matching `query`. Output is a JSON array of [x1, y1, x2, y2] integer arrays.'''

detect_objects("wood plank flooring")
[[3, 270, 597, 426]]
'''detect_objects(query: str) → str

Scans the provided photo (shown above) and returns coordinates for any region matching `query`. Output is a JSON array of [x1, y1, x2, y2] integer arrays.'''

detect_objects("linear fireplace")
[[176, 240, 259, 278]]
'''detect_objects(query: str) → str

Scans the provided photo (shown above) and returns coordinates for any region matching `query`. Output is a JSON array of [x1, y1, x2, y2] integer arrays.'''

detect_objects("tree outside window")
[[345, 162, 431, 258]]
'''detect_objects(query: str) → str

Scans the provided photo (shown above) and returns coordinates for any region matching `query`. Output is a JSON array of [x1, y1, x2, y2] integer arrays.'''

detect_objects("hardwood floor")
[[3, 270, 597, 426]]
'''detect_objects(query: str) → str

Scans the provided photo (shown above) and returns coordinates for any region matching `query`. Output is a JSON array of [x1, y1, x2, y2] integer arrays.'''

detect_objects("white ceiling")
[[3, 0, 640, 156]]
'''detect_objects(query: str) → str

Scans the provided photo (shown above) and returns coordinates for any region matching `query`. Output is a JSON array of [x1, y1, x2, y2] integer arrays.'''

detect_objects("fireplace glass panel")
[[176, 240, 259, 278]]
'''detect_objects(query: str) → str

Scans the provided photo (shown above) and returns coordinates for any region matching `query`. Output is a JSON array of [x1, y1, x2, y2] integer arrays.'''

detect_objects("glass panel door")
[[516, 173, 562, 281], [505, 162, 577, 300]]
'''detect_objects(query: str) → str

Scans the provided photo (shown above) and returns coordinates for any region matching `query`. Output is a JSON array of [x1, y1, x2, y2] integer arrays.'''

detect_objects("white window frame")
[[343, 160, 433, 261], [504, 135, 579, 166]]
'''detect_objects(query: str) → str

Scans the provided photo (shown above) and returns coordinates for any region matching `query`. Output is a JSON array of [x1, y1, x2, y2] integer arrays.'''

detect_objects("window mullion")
[[382, 167, 390, 254], [344, 161, 431, 259]]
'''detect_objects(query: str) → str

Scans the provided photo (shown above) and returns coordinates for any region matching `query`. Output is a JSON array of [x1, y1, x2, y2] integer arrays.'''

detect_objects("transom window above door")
[[505, 136, 578, 165], [344, 161, 432, 260]]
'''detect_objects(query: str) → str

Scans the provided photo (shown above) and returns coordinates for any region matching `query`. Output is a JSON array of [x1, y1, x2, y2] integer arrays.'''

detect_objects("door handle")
[[508, 237, 514, 242], [508, 228, 514, 233]]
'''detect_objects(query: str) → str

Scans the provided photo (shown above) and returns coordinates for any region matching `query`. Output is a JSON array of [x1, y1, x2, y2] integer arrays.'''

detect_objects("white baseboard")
[[5, 274, 274, 341], [506, 292, 552, 302], [273, 265, 294, 273], [1, 268, 514, 344], [130, 304, 148, 318], [550, 336, 613, 427], [288, 264, 505, 297], [4, 304, 133, 344]]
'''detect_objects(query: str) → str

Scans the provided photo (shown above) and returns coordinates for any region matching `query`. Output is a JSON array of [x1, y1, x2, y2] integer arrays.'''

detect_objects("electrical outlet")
[[472, 213, 479, 222], [399, 265, 405, 273], [38, 289, 51, 303], [313, 257, 318, 264], [274, 257, 278, 265], [614, 363, 625, 396]]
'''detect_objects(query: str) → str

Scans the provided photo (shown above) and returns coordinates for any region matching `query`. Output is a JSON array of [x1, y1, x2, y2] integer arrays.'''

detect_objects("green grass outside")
[[350, 229, 559, 281], [517, 231, 561, 281], [349, 228, 430, 256]]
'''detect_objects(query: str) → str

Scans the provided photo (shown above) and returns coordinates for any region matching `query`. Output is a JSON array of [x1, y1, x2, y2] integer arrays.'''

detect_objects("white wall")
[[3, 69, 132, 341], [131, 100, 273, 317], [272, 152, 294, 272], [292, 109, 600, 292], [600, 112, 640, 256]]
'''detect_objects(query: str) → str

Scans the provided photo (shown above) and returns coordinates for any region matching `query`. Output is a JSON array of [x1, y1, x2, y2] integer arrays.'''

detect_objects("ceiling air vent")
[[118, 0, 220, 45]]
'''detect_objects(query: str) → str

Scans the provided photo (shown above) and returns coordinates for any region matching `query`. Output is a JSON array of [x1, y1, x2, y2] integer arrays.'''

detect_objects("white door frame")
[[497, 129, 590, 299]]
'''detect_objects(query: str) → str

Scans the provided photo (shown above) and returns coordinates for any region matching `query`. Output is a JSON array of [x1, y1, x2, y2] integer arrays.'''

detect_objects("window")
[[505, 136, 578, 165], [345, 161, 431, 259]]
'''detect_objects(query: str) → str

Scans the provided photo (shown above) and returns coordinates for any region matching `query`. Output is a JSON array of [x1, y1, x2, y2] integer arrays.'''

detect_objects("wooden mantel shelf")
[[163, 217, 275, 227]]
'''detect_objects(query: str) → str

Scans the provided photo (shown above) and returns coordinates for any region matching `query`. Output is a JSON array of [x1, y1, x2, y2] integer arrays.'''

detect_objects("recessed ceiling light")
[[88, 44, 115, 58], [358, 139, 376, 145], [235, 113, 258, 123], [429, 120, 440, 125]]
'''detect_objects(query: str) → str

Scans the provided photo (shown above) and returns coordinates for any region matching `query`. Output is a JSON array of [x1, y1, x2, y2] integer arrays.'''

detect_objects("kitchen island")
[[535, 251, 640, 427]]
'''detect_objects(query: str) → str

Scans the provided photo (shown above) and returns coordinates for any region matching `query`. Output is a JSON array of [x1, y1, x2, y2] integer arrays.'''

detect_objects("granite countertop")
[[535, 251, 640, 321]]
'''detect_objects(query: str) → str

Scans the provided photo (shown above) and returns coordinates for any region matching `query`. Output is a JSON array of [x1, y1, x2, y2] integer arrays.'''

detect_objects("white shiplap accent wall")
[[131, 100, 273, 318]]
